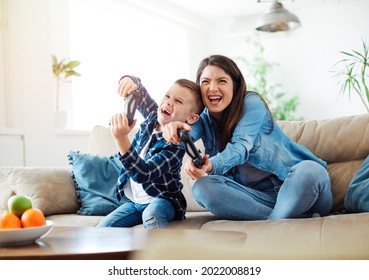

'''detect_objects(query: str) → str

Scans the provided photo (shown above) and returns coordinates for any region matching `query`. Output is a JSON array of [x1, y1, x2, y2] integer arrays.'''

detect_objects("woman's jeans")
[[97, 198, 175, 228], [192, 161, 333, 220]]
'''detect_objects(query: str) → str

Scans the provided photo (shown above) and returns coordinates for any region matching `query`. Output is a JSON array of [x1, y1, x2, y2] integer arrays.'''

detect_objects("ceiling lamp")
[[255, 1, 301, 32]]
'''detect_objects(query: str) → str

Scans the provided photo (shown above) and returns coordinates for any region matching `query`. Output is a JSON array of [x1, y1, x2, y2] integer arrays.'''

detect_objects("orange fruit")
[[21, 208, 45, 228], [0, 211, 22, 229]]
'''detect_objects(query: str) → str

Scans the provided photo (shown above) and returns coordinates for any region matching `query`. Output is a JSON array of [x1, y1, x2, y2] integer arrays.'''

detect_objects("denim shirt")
[[190, 92, 327, 181]]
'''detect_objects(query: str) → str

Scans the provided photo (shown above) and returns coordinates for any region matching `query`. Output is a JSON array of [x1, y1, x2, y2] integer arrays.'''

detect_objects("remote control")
[[123, 92, 139, 126], [178, 129, 205, 168]]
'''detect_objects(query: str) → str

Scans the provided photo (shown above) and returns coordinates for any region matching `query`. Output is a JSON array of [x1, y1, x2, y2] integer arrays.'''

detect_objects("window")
[[68, 0, 190, 130]]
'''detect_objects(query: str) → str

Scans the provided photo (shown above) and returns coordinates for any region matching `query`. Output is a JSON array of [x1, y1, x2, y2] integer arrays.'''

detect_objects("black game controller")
[[123, 92, 139, 126], [178, 130, 205, 168]]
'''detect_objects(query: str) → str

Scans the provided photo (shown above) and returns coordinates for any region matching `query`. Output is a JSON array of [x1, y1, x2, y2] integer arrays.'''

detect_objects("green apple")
[[7, 195, 32, 218]]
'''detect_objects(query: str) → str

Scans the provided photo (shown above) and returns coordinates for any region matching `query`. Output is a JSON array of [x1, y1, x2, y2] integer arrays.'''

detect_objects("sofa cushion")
[[278, 114, 369, 212], [46, 213, 104, 227], [0, 180, 14, 211], [170, 211, 219, 229], [200, 213, 369, 259], [87, 125, 119, 157], [327, 160, 363, 211], [344, 155, 369, 212], [1, 166, 79, 216], [68, 151, 126, 215], [277, 114, 369, 164]]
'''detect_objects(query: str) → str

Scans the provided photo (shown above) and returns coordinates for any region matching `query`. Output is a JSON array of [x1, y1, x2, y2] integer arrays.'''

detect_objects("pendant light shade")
[[255, 1, 301, 32]]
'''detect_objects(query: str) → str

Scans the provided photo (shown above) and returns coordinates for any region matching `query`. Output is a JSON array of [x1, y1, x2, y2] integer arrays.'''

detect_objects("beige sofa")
[[1, 114, 369, 259]]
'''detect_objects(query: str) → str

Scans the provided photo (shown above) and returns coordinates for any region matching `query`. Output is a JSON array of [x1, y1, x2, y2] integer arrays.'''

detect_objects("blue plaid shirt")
[[115, 77, 186, 220]]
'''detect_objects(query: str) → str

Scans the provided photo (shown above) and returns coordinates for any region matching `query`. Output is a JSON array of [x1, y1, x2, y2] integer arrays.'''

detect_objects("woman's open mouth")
[[208, 95, 222, 105]]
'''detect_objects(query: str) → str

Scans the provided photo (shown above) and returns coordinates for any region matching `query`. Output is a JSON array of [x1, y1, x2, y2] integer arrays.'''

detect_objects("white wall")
[[0, 0, 7, 127], [6, 0, 55, 166], [0, 0, 209, 167], [2, 0, 369, 167], [207, 1, 369, 120], [2, 0, 88, 167]]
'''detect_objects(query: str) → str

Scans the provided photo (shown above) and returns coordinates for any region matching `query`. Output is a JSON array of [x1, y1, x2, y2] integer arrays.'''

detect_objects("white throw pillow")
[[0, 181, 14, 211], [1, 166, 79, 216]]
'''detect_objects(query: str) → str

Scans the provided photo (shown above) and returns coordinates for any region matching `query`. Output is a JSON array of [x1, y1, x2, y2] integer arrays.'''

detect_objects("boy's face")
[[157, 83, 199, 127]]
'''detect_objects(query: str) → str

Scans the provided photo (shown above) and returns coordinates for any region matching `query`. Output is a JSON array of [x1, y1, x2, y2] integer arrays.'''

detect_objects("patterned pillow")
[[68, 151, 127, 215]]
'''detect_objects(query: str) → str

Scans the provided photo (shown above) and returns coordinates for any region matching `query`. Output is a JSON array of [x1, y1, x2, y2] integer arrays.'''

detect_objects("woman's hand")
[[118, 77, 138, 99], [163, 121, 192, 144], [184, 155, 212, 180]]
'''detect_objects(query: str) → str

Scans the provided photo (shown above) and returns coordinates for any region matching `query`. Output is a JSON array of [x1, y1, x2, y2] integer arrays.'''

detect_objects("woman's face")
[[199, 65, 234, 120]]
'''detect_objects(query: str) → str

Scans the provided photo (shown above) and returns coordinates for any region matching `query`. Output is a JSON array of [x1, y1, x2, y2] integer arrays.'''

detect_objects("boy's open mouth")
[[161, 108, 172, 116]]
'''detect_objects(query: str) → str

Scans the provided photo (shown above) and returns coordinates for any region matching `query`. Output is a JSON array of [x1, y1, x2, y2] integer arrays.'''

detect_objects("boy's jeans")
[[192, 161, 333, 220], [97, 198, 175, 228]]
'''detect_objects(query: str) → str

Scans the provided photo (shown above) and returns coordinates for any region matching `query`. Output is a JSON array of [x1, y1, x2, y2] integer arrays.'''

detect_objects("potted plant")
[[52, 55, 81, 127], [237, 35, 302, 121], [332, 39, 369, 112]]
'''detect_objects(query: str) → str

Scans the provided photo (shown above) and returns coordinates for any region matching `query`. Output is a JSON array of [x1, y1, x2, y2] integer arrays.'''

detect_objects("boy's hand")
[[110, 113, 130, 137], [184, 155, 212, 180], [163, 121, 192, 144], [110, 113, 136, 147], [118, 77, 138, 100]]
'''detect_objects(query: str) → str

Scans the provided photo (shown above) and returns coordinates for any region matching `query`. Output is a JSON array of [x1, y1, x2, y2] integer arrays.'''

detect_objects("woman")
[[163, 54, 333, 220]]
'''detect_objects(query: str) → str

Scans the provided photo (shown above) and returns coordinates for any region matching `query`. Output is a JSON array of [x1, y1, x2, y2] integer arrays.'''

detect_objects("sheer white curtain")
[[69, 0, 190, 129]]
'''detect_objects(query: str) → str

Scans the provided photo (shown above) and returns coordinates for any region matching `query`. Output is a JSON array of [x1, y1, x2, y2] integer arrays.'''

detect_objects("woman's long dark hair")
[[196, 55, 273, 151]]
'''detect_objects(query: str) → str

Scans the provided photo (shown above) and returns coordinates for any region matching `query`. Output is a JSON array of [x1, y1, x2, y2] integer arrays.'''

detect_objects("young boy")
[[97, 76, 204, 228]]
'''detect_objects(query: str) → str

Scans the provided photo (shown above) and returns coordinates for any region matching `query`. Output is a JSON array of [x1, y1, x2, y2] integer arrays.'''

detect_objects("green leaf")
[[52, 55, 57, 65], [65, 60, 81, 69], [341, 51, 355, 57], [332, 39, 369, 112], [52, 55, 82, 95], [353, 49, 365, 60]]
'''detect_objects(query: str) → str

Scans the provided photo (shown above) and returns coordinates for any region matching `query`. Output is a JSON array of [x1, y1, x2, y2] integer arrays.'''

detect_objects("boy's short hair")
[[174, 79, 204, 115]]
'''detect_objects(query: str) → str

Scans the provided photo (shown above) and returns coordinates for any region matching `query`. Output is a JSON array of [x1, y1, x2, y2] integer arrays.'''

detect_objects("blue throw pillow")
[[67, 151, 127, 215], [344, 155, 369, 213]]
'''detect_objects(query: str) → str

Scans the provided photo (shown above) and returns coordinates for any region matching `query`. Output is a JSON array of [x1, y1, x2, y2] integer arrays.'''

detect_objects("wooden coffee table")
[[0, 226, 148, 260], [0, 226, 246, 260]]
